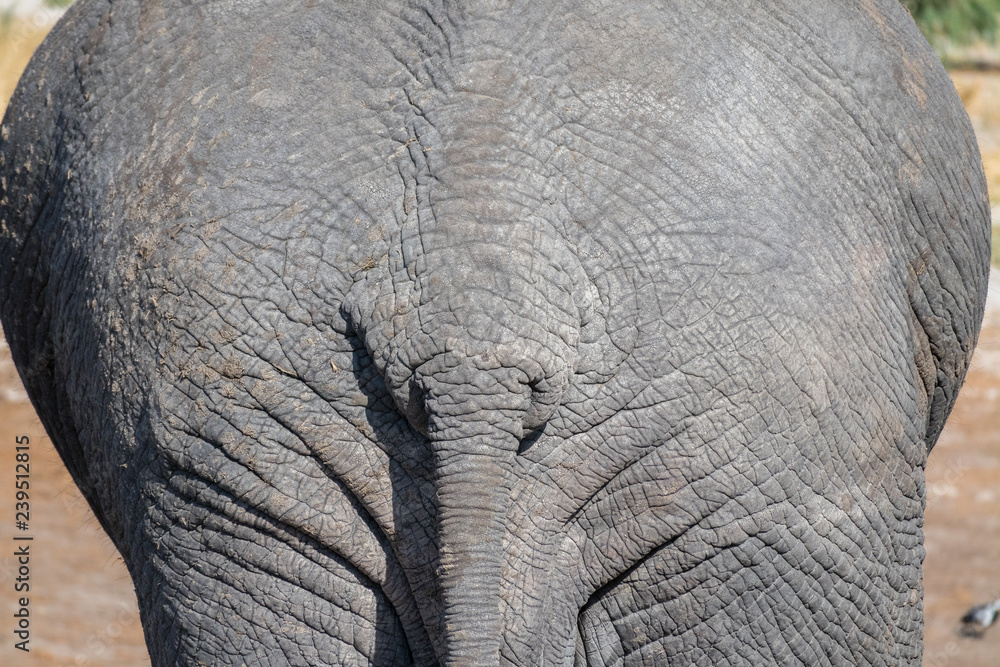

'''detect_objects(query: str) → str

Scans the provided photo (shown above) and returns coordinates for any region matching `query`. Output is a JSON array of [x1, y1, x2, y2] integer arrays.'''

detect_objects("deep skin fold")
[[0, 0, 990, 665]]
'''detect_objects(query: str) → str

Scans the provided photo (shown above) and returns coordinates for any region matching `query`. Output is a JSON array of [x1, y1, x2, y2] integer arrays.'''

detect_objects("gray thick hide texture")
[[0, 0, 990, 665]]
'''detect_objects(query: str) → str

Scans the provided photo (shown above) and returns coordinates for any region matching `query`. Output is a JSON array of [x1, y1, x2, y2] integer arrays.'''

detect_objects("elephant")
[[0, 0, 990, 664]]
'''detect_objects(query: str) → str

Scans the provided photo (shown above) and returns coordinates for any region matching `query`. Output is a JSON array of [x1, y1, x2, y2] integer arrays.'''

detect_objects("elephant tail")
[[342, 189, 584, 663], [417, 353, 531, 666], [345, 269, 577, 664]]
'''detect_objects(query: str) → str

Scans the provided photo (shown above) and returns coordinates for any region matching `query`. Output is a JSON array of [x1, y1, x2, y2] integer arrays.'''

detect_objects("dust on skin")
[[860, 0, 929, 107]]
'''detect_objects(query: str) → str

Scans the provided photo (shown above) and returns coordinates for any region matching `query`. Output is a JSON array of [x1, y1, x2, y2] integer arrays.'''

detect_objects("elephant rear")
[[0, 0, 990, 665]]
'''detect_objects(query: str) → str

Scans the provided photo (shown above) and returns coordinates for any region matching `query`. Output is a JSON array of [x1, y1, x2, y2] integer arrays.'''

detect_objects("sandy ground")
[[2, 17, 1000, 667]]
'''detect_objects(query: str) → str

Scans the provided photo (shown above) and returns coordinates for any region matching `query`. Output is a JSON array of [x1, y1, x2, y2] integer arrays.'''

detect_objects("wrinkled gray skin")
[[0, 0, 990, 665]]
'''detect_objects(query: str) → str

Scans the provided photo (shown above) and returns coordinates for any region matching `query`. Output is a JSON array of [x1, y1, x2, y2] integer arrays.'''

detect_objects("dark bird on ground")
[[960, 600, 1000, 637]]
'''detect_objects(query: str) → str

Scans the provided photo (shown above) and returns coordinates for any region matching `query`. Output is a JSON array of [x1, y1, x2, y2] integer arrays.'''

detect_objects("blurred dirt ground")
[[2, 16, 1000, 667]]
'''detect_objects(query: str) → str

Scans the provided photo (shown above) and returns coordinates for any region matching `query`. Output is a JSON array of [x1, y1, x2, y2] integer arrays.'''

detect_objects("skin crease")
[[0, 0, 990, 665]]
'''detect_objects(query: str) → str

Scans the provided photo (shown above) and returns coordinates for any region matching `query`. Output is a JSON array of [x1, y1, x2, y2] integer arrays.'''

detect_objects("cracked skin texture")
[[0, 0, 990, 665]]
